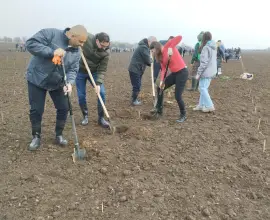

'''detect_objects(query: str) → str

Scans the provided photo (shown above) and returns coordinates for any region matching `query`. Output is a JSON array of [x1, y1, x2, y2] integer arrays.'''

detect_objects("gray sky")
[[2, 0, 268, 49]]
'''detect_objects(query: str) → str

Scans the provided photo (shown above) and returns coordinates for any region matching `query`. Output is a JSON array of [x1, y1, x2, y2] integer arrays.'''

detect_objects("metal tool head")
[[114, 125, 129, 133], [71, 144, 86, 163], [107, 123, 128, 135]]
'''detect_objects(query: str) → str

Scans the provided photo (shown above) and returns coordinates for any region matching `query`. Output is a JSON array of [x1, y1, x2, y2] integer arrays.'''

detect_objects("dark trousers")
[[159, 68, 188, 115], [28, 81, 69, 136], [129, 71, 143, 101], [75, 72, 106, 118]]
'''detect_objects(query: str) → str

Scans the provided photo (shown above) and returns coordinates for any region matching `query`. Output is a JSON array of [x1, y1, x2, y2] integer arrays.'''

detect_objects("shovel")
[[150, 53, 156, 107], [79, 47, 128, 134], [61, 57, 86, 162]]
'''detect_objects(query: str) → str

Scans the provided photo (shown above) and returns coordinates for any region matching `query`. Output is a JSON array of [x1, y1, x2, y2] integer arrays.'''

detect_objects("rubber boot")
[[187, 78, 197, 91], [29, 134, 41, 151], [55, 120, 68, 146], [151, 88, 164, 119], [98, 105, 110, 129], [29, 119, 41, 151], [80, 104, 88, 126]]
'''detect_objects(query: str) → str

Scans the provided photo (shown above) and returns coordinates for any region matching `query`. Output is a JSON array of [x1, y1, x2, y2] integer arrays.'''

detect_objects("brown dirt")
[[0, 45, 270, 220]]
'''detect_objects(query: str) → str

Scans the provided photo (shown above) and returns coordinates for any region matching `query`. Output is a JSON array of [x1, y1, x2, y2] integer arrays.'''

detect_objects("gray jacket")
[[197, 40, 217, 78], [128, 38, 151, 74], [26, 28, 81, 91]]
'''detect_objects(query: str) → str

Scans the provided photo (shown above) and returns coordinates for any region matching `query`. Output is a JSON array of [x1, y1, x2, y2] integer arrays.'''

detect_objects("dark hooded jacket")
[[128, 38, 151, 74]]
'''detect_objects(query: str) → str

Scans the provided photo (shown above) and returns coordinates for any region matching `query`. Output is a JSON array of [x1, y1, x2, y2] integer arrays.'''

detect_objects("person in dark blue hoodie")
[[128, 36, 156, 105], [26, 25, 87, 151]]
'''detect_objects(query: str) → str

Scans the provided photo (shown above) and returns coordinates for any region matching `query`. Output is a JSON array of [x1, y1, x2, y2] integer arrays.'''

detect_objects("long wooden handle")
[[79, 47, 111, 119], [150, 53, 155, 98]]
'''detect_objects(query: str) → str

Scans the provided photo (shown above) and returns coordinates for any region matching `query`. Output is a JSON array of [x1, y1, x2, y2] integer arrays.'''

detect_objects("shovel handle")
[[150, 53, 156, 98], [158, 55, 172, 96], [79, 47, 111, 120], [61, 58, 79, 146]]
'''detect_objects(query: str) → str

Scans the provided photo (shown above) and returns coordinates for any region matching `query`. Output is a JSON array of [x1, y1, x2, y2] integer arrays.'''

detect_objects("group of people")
[[128, 31, 224, 123], [15, 43, 26, 52], [225, 47, 241, 62], [25, 25, 219, 150]]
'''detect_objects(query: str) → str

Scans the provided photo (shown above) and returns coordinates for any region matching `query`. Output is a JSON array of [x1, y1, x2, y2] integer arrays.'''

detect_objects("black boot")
[[80, 104, 88, 126], [98, 106, 110, 129], [151, 89, 164, 119], [176, 110, 187, 123], [55, 120, 68, 146], [29, 119, 41, 151], [29, 134, 41, 151]]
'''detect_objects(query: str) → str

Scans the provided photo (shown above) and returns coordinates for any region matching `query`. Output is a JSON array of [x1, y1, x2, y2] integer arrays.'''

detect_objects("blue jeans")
[[199, 78, 214, 108], [76, 72, 106, 117]]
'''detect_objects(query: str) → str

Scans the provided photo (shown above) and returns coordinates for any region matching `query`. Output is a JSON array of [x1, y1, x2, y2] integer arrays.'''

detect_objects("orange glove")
[[52, 55, 62, 65]]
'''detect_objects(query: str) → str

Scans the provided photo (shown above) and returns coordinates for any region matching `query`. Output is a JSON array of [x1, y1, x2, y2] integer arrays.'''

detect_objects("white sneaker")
[[193, 105, 203, 111], [202, 106, 215, 112]]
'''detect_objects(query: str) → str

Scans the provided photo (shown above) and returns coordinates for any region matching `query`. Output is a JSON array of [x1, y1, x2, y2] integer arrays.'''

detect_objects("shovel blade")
[[72, 147, 86, 163]]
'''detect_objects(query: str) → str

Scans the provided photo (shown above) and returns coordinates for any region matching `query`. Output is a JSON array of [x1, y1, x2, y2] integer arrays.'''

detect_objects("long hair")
[[199, 32, 212, 53], [150, 41, 163, 62]]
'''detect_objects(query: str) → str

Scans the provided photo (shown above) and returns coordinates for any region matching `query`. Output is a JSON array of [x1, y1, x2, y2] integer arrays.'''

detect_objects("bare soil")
[[0, 46, 270, 220]]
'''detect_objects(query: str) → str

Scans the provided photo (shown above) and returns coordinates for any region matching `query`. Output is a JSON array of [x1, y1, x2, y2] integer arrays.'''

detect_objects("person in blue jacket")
[[25, 25, 87, 151]]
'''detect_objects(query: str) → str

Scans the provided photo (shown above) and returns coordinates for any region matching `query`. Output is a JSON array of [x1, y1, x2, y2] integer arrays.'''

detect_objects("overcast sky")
[[2, 0, 268, 49]]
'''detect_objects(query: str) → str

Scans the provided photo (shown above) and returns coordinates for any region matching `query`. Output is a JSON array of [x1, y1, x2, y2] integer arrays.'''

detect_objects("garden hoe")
[[79, 47, 128, 134], [59, 56, 86, 162]]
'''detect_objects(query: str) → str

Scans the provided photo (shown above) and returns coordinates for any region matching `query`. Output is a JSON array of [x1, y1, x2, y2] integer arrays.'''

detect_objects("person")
[[153, 37, 172, 83], [236, 47, 241, 59], [26, 25, 88, 151], [76, 32, 111, 128], [178, 46, 183, 56], [151, 36, 174, 106], [193, 31, 217, 113], [128, 36, 156, 106], [188, 31, 204, 91], [182, 48, 186, 57], [150, 36, 188, 123], [216, 40, 225, 75]]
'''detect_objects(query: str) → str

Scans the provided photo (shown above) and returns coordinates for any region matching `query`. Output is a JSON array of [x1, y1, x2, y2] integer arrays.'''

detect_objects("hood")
[[197, 31, 204, 41], [138, 38, 149, 47], [206, 40, 216, 50]]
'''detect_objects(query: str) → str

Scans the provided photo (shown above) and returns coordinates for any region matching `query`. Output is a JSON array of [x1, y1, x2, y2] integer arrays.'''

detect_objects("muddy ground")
[[0, 44, 270, 220]]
